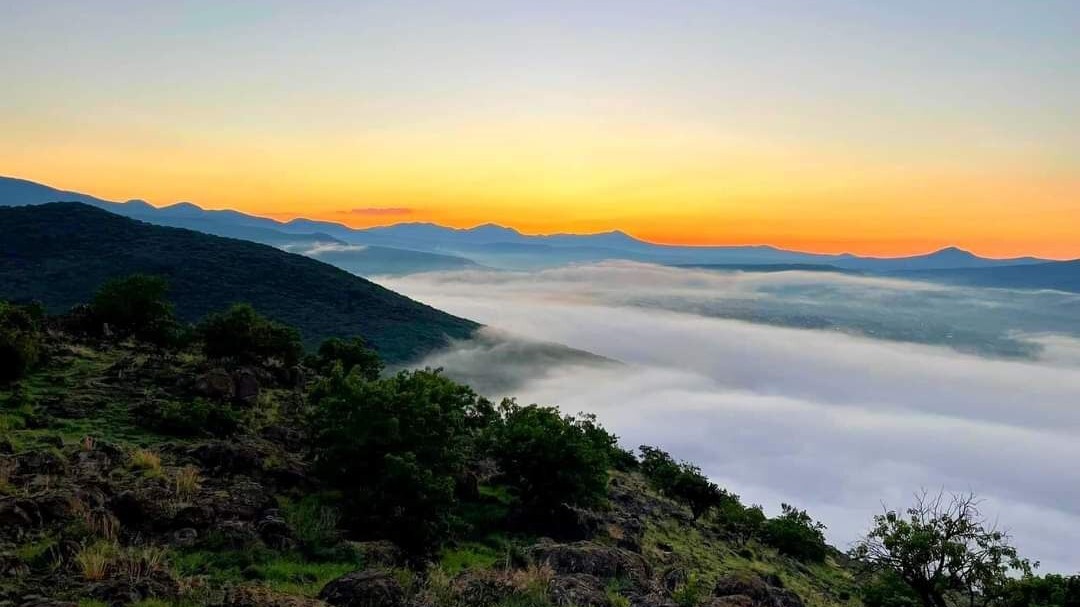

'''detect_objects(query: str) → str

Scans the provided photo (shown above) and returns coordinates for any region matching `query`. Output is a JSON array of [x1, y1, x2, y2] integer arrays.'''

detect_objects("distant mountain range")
[[3, 175, 1077, 291], [0, 202, 478, 362]]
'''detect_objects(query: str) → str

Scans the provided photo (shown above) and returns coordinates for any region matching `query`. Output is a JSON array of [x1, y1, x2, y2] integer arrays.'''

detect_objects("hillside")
[[0, 320, 859, 607], [896, 260, 1080, 294], [0, 202, 478, 362]]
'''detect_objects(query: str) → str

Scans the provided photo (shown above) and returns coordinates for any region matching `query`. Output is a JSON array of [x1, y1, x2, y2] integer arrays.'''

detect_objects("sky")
[[2, 1, 1078, 257]]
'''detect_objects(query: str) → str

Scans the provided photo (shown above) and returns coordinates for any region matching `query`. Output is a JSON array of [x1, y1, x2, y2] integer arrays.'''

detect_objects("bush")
[[762, 504, 828, 562], [308, 368, 493, 557], [484, 401, 614, 528], [639, 446, 729, 519], [198, 303, 303, 367], [0, 301, 43, 383], [91, 274, 177, 345], [313, 337, 383, 380], [139, 398, 241, 437]]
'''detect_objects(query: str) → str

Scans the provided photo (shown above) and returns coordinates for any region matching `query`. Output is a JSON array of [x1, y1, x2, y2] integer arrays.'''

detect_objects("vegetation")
[[308, 367, 493, 557], [484, 402, 615, 528], [0, 301, 43, 383], [852, 491, 1033, 607], [91, 274, 178, 345], [762, 504, 829, 562], [312, 336, 384, 380], [639, 445, 730, 520], [198, 303, 303, 366]]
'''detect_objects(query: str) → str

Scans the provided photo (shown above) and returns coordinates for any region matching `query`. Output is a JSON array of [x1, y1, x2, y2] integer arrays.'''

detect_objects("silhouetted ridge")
[[0, 202, 478, 362]]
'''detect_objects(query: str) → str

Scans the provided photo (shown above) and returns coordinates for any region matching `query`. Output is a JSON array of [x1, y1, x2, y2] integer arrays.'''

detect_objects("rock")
[[14, 450, 66, 476], [172, 503, 215, 530], [549, 573, 608, 607], [261, 425, 305, 450], [17, 597, 76, 607], [0, 499, 34, 535], [318, 570, 405, 607], [232, 368, 261, 403], [706, 597, 755, 607], [195, 368, 235, 401], [189, 441, 264, 475], [224, 585, 328, 607], [172, 527, 199, 547], [0, 554, 30, 577], [346, 541, 402, 568], [257, 509, 294, 549], [111, 490, 148, 527], [451, 569, 518, 607], [526, 540, 652, 589], [712, 573, 803, 607], [209, 478, 273, 520]]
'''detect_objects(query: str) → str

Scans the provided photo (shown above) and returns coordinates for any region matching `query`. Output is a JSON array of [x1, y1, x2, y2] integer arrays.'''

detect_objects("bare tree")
[[851, 490, 1032, 607]]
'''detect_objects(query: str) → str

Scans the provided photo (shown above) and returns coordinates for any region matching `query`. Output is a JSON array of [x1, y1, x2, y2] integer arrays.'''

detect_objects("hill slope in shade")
[[0, 202, 478, 362], [897, 260, 1080, 293]]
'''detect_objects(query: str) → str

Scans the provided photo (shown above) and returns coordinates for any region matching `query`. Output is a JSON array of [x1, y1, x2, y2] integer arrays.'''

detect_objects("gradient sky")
[[2, 1, 1078, 257]]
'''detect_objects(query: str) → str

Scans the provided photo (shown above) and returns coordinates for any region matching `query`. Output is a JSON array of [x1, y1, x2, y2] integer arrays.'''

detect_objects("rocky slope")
[[0, 326, 857, 607]]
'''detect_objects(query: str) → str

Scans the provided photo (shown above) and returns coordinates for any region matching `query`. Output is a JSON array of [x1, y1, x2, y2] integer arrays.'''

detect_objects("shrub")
[[313, 337, 383, 380], [484, 401, 613, 528], [198, 303, 303, 367], [140, 398, 241, 437], [638, 446, 729, 519], [76, 541, 114, 581], [762, 504, 828, 562], [0, 301, 43, 383], [309, 368, 493, 557], [91, 274, 177, 345]]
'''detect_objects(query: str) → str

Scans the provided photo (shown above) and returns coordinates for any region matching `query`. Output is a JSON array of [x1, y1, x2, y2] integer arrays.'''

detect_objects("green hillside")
[[0, 202, 477, 363]]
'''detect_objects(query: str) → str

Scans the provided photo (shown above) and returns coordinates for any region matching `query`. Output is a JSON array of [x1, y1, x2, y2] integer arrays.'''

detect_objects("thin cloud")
[[339, 207, 414, 216]]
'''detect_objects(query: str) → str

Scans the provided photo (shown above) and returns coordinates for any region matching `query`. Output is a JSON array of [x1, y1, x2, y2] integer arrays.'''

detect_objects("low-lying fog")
[[378, 262, 1080, 572]]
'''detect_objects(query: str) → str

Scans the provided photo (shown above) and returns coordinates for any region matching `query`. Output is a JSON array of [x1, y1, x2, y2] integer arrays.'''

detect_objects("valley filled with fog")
[[380, 262, 1080, 572]]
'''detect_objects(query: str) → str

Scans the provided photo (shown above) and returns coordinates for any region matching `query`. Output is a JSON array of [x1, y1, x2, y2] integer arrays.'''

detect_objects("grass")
[[172, 548, 359, 597], [129, 448, 162, 476], [75, 541, 114, 581], [174, 465, 201, 499]]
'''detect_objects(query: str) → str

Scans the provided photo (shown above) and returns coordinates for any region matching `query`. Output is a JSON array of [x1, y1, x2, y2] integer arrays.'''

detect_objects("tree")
[[91, 274, 177, 345], [762, 503, 829, 562], [313, 337, 382, 380], [485, 401, 614, 528], [198, 303, 302, 367], [308, 368, 492, 557], [851, 491, 1032, 607], [639, 445, 729, 519], [0, 301, 43, 383]]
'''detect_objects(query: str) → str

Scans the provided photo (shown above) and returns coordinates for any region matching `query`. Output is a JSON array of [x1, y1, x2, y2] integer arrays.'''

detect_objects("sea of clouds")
[[378, 262, 1080, 572]]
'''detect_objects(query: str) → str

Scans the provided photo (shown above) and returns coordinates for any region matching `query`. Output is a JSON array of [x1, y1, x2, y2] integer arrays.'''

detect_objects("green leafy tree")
[[0, 301, 43, 383], [485, 401, 614, 527], [851, 491, 1033, 607], [999, 574, 1080, 607], [313, 336, 383, 380], [308, 367, 492, 557], [639, 445, 729, 519], [91, 274, 177, 345], [762, 504, 828, 562], [198, 303, 302, 367]]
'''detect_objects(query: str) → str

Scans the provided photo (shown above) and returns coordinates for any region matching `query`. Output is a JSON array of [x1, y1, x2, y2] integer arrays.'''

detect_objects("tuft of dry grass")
[[81, 435, 96, 451], [129, 448, 162, 476], [174, 465, 201, 499], [75, 541, 114, 581]]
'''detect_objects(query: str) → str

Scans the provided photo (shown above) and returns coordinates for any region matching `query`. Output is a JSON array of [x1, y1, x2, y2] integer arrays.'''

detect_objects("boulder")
[[232, 368, 261, 403], [14, 450, 66, 476], [224, 585, 328, 607], [318, 570, 405, 607], [549, 573, 609, 607], [451, 569, 518, 607], [712, 573, 803, 607], [526, 540, 652, 589], [194, 368, 235, 401]]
